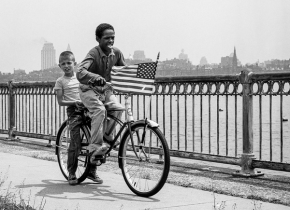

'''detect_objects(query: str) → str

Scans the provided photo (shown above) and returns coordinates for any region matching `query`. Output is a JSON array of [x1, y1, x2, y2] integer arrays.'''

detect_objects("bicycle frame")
[[106, 94, 160, 168]]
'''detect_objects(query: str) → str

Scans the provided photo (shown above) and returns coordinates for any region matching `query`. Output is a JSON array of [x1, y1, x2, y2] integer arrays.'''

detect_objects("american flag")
[[111, 62, 157, 94]]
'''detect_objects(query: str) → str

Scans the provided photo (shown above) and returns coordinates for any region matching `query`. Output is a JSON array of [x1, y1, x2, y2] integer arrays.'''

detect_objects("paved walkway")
[[0, 152, 290, 210]]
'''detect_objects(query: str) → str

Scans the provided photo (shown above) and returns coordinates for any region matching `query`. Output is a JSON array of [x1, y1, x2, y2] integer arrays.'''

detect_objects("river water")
[[1, 94, 290, 163]]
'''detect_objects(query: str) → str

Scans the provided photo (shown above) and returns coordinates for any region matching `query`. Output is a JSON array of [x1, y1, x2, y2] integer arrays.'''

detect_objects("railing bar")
[[43, 94, 46, 135], [170, 94, 172, 149], [55, 95, 57, 135], [177, 94, 180, 150], [259, 95, 262, 160], [269, 94, 272, 161], [235, 94, 237, 157], [156, 95, 158, 127], [149, 95, 153, 146], [22, 94, 24, 132], [209, 95, 211, 154], [36, 94, 38, 134], [15, 94, 17, 131], [185, 94, 187, 151], [1, 95, 2, 129], [226, 94, 228, 156], [137, 95, 139, 120], [163, 95, 165, 139], [6, 94, 7, 129], [40, 95, 42, 134], [217, 94, 220, 155], [131, 95, 134, 117], [47, 94, 49, 135], [28, 94, 30, 133], [192, 94, 195, 152], [51, 94, 53, 136], [32, 94, 34, 133], [25, 93, 28, 132], [3, 95, 5, 129], [2, 95, 4, 129], [200, 94, 203, 153], [143, 95, 145, 119], [280, 95, 283, 162], [3, 95, 4, 129]]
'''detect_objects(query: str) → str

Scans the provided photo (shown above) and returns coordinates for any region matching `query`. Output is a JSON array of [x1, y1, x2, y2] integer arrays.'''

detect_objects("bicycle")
[[55, 87, 170, 197]]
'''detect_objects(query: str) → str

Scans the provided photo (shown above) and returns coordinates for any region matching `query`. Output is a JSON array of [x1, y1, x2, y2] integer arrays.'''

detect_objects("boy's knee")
[[90, 106, 106, 118]]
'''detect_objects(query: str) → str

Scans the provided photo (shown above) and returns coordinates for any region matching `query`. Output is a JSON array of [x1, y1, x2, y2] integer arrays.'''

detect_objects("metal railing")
[[1, 69, 290, 175]]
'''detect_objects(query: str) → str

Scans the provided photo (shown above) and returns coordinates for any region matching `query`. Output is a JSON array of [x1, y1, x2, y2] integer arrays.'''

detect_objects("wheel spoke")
[[120, 124, 170, 197]]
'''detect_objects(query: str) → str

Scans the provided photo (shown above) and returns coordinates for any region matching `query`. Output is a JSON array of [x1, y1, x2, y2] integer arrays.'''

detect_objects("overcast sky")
[[1, 0, 290, 73]]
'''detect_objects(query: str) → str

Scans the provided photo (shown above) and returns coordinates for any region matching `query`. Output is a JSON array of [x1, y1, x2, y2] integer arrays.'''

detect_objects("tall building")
[[41, 42, 56, 70], [67, 44, 71, 52], [133, 50, 146, 60], [178, 49, 188, 60]]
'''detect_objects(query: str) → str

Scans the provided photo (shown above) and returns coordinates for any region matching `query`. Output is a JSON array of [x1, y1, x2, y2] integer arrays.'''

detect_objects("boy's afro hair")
[[95, 23, 114, 39]]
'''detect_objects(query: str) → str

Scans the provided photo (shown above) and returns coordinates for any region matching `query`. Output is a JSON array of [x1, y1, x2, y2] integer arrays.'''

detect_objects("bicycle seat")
[[104, 102, 126, 111]]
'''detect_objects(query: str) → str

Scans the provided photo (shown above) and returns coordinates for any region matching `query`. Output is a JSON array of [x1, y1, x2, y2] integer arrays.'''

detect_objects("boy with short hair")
[[76, 23, 125, 171], [54, 51, 102, 185]]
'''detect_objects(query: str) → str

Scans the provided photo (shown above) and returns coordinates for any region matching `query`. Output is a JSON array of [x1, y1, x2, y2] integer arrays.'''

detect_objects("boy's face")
[[97, 29, 115, 53], [58, 56, 76, 76]]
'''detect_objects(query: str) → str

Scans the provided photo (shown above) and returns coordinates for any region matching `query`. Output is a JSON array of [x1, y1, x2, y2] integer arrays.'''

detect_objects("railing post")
[[234, 69, 263, 177], [7, 80, 17, 140]]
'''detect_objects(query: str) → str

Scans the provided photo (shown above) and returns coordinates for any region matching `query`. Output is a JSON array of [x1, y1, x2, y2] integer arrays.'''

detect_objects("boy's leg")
[[79, 89, 107, 153], [66, 108, 82, 185], [104, 92, 123, 140]]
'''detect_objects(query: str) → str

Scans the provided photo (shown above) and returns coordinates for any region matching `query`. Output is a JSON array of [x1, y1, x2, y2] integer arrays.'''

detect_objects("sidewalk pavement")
[[1, 152, 290, 210]]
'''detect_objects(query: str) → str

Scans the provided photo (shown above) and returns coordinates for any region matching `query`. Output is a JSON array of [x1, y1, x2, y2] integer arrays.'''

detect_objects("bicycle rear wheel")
[[119, 122, 170, 197], [56, 121, 91, 183]]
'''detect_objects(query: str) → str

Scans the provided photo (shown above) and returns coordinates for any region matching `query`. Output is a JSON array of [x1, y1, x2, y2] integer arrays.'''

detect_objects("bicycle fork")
[[125, 94, 149, 161]]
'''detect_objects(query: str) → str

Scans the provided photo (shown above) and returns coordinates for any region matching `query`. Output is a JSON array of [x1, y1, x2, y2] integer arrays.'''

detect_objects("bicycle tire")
[[119, 122, 170, 197], [56, 120, 91, 184]]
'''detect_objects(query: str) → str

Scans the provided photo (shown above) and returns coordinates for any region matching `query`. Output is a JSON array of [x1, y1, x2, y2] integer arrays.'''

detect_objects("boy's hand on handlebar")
[[75, 101, 85, 108], [93, 77, 106, 86]]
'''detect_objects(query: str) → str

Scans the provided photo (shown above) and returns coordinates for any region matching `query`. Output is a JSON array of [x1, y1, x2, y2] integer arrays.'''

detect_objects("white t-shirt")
[[54, 75, 80, 102]]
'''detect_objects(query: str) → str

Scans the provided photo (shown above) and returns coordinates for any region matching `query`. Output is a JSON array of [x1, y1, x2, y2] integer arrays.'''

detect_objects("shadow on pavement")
[[15, 179, 160, 203]]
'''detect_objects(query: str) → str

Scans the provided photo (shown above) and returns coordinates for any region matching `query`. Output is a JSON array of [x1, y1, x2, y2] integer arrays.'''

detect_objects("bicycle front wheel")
[[56, 121, 91, 183], [119, 123, 170, 197]]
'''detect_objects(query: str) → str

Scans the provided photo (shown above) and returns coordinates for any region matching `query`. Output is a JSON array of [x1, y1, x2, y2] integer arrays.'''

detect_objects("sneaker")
[[68, 173, 78, 185], [87, 169, 103, 184]]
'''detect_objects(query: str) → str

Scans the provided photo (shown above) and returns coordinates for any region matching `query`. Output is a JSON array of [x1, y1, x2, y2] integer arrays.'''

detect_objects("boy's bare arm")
[[55, 89, 81, 106]]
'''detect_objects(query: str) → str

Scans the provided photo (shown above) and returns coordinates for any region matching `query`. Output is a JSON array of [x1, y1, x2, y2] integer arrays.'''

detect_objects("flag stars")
[[137, 63, 156, 79]]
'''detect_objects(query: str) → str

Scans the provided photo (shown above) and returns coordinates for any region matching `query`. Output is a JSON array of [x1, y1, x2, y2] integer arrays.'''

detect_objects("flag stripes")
[[111, 63, 157, 94]]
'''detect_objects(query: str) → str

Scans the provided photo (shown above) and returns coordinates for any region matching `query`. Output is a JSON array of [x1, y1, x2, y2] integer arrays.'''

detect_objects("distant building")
[[221, 47, 239, 69], [67, 44, 71, 52], [14, 68, 26, 74], [41, 42, 56, 70], [133, 50, 146, 60], [264, 59, 290, 70], [178, 49, 188, 61], [200, 56, 208, 66]]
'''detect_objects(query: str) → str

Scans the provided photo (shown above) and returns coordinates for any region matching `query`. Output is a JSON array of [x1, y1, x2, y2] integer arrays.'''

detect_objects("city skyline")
[[1, 0, 290, 73]]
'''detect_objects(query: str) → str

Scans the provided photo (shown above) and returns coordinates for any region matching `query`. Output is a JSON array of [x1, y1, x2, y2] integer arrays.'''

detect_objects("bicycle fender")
[[134, 119, 159, 128], [118, 119, 159, 168]]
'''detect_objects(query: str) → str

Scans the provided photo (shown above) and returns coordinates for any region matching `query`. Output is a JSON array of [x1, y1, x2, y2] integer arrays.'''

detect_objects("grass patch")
[[0, 169, 46, 210]]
